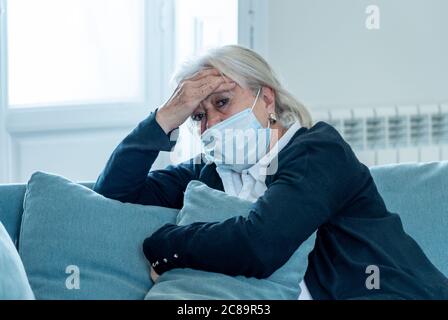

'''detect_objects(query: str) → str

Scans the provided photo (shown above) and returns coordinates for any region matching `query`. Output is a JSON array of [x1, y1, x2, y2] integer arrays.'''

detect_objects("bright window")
[[174, 0, 238, 67], [7, 0, 145, 107]]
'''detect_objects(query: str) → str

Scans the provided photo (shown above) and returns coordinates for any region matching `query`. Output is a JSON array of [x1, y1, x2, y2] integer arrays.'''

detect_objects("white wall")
[[266, 0, 448, 109], [2, 0, 447, 184]]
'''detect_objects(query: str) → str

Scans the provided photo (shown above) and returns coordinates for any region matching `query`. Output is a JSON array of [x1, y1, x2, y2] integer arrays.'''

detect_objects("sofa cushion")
[[145, 180, 316, 300], [19, 171, 178, 300], [0, 184, 27, 247], [370, 161, 448, 277], [0, 220, 35, 300]]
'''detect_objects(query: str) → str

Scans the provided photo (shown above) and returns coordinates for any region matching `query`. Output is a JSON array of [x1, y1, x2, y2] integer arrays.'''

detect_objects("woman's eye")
[[191, 113, 205, 122], [215, 98, 229, 108]]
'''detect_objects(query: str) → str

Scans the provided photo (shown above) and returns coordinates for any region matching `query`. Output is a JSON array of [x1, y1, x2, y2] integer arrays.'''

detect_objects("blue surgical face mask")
[[201, 88, 271, 172]]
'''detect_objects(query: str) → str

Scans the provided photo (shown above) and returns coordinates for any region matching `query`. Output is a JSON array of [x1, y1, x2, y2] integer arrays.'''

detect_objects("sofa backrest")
[[0, 162, 447, 277], [0, 184, 27, 247], [370, 161, 448, 277], [0, 182, 94, 247]]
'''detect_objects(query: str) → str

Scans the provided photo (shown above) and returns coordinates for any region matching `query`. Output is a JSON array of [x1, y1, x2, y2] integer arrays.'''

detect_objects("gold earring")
[[268, 113, 278, 125]]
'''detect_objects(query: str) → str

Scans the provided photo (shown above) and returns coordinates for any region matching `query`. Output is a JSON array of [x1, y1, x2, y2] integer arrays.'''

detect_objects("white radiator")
[[312, 104, 448, 167]]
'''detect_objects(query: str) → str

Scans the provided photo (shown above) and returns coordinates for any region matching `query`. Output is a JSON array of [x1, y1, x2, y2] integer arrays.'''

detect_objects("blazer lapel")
[[198, 163, 225, 192]]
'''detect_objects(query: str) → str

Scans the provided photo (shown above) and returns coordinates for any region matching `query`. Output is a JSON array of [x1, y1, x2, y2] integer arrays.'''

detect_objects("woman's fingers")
[[190, 76, 236, 103], [187, 69, 235, 88], [184, 68, 220, 82], [194, 77, 229, 99], [213, 81, 237, 94], [192, 74, 233, 88], [180, 74, 236, 108]]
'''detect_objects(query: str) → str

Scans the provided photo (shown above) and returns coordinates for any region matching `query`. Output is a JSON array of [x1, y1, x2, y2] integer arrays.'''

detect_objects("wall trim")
[[238, 0, 269, 59], [0, 0, 12, 183]]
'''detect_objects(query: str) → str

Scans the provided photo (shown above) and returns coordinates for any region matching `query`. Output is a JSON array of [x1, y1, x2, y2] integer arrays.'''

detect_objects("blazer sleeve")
[[143, 137, 357, 277], [93, 109, 198, 209]]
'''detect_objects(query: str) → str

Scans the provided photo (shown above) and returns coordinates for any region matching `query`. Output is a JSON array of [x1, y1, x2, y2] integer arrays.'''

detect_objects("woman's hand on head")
[[155, 68, 236, 134]]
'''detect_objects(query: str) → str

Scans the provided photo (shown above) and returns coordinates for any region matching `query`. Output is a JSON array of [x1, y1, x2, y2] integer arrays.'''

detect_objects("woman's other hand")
[[155, 68, 236, 134], [150, 266, 160, 283]]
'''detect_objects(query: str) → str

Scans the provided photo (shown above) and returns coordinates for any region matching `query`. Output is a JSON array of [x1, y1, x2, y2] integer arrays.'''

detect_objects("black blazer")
[[93, 110, 448, 300]]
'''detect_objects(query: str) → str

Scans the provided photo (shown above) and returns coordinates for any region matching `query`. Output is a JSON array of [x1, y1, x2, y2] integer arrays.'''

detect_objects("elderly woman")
[[93, 45, 448, 300]]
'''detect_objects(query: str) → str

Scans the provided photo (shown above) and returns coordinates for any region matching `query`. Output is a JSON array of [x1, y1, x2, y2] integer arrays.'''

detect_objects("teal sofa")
[[0, 161, 447, 294]]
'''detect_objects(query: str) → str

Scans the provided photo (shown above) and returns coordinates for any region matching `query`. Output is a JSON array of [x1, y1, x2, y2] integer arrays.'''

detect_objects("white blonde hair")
[[173, 45, 313, 129]]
